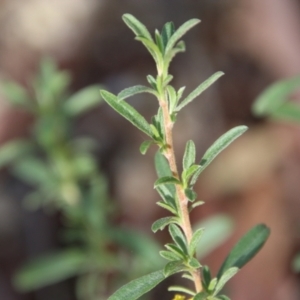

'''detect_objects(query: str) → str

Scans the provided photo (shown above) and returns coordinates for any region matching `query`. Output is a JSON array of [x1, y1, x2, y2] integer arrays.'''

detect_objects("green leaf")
[[188, 257, 201, 269], [155, 148, 171, 176], [122, 14, 153, 41], [292, 253, 300, 272], [154, 176, 181, 187], [176, 72, 224, 112], [152, 216, 179, 233], [190, 200, 205, 211], [217, 224, 270, 279], [108, 270, 166, 300], [0, 81, 31, 109], [183, 140, 196, 170], [164, 260, 185, 277], [165, 244, 186, 260], [202, 265, 212, 289], [161, 22, 175, 49], [136, 37, 163, 67], [217, 295, 231, 300], [13, 249, 86, 291], [140, 140, 153, 155], [195, 215, 234, 259], [182, 164, 200, 186], [164, 74, 174, 86], [159, 250, 180, 261], [161, 22, 175, 48], [12, 157, 54, 187], [147, 75, 157, 90], [0, 140, 32, 168], [213, 267, 239, 296], [165, 19, 200, 55], [156, 186, 177, 209], [167, 85, 178, 114], [168, 285, 195, 296], [100, 90, 152, 137], [252, 76, 300, 116], [64, 85, 102, 116], [164, 41, 186, 68], [271, 102, 300, 122], [189, 228, 205, 256], [194, 291, 209, 300], [118, 85, 157, 101], [155, 30, 164, 53], [208, 277, 217, 292], [169, 224, 188, 254], [184, 188, 197, 202], [191, 126, 248, 185], [156, 201, 177, 214]]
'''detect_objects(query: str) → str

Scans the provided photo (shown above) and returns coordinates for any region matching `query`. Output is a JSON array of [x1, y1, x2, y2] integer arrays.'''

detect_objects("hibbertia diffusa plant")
[[101, 14, 271, 300]]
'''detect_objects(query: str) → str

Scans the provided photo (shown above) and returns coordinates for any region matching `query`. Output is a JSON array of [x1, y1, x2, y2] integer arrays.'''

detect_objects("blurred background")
[[0, 0, 300, 299]]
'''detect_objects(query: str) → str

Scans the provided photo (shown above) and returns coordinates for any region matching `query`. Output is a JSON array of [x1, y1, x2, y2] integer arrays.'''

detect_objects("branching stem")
[[159, 94, 202, 293]]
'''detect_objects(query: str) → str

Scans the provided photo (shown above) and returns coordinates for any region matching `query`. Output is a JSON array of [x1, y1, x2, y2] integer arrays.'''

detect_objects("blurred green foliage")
[[253, 76, 300, 273], [0, 58, 163, 300]]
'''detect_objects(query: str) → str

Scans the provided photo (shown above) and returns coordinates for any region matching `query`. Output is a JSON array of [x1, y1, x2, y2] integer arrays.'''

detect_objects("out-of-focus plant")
[[0, 58, 163, 300], [253, 76, 300, 273], [100, 14, 271, 300]]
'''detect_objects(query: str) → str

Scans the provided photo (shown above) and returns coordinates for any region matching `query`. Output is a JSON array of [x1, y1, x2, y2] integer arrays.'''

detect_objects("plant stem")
[[159, 96, 203, 293]]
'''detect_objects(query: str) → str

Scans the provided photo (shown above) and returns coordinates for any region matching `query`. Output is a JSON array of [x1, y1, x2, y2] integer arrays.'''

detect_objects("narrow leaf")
[[13, 249, 86, 291], [202, 265, 212, 289], [194, 292, 209, 300], [182, 164, 200, 185], [164, 261, 185, 277], [64, 85, 102, 116], [165, 19, 200, 55], [0, 140, 32, 168], [188, 257, 201, 269], [191, 126, 248, 185], [1, 81, 31, 109], [156, 186, 177, 209], [189, 228, 205, 256], [195, 215, 234, 259], [217, 224, 270, 279], [252, 76, 300, 116], [118, 85, 157, 101], [213, 267, 239, 296], [190, 201, 205, 211], [169, 224, 188, 254], [165, 244, 186, 260], [100, 90, 152, 137], [184, 188, 197, 202], [159, 250, 180, 261], [208, 278, 217, 292], [155, 151, 172, 177], [156, 201, 177, 214], [161, 22, 175, 49], [147, 75, 157, 90], [122, 14, 153, 41], [154, 176, 181, 187], [136, 36, 163, 67], [272, 102, 300, 122], [167, 85, 177, 113], [183, 140, 196, 170], [218, 295, 231, 300], [152, 216, 179, 233], [108, 270, 165, 300], [176, 72, 224, 112], [140, 140, 153, 155], [168, 285, 195, 296], [292, 253, 300, 272]]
